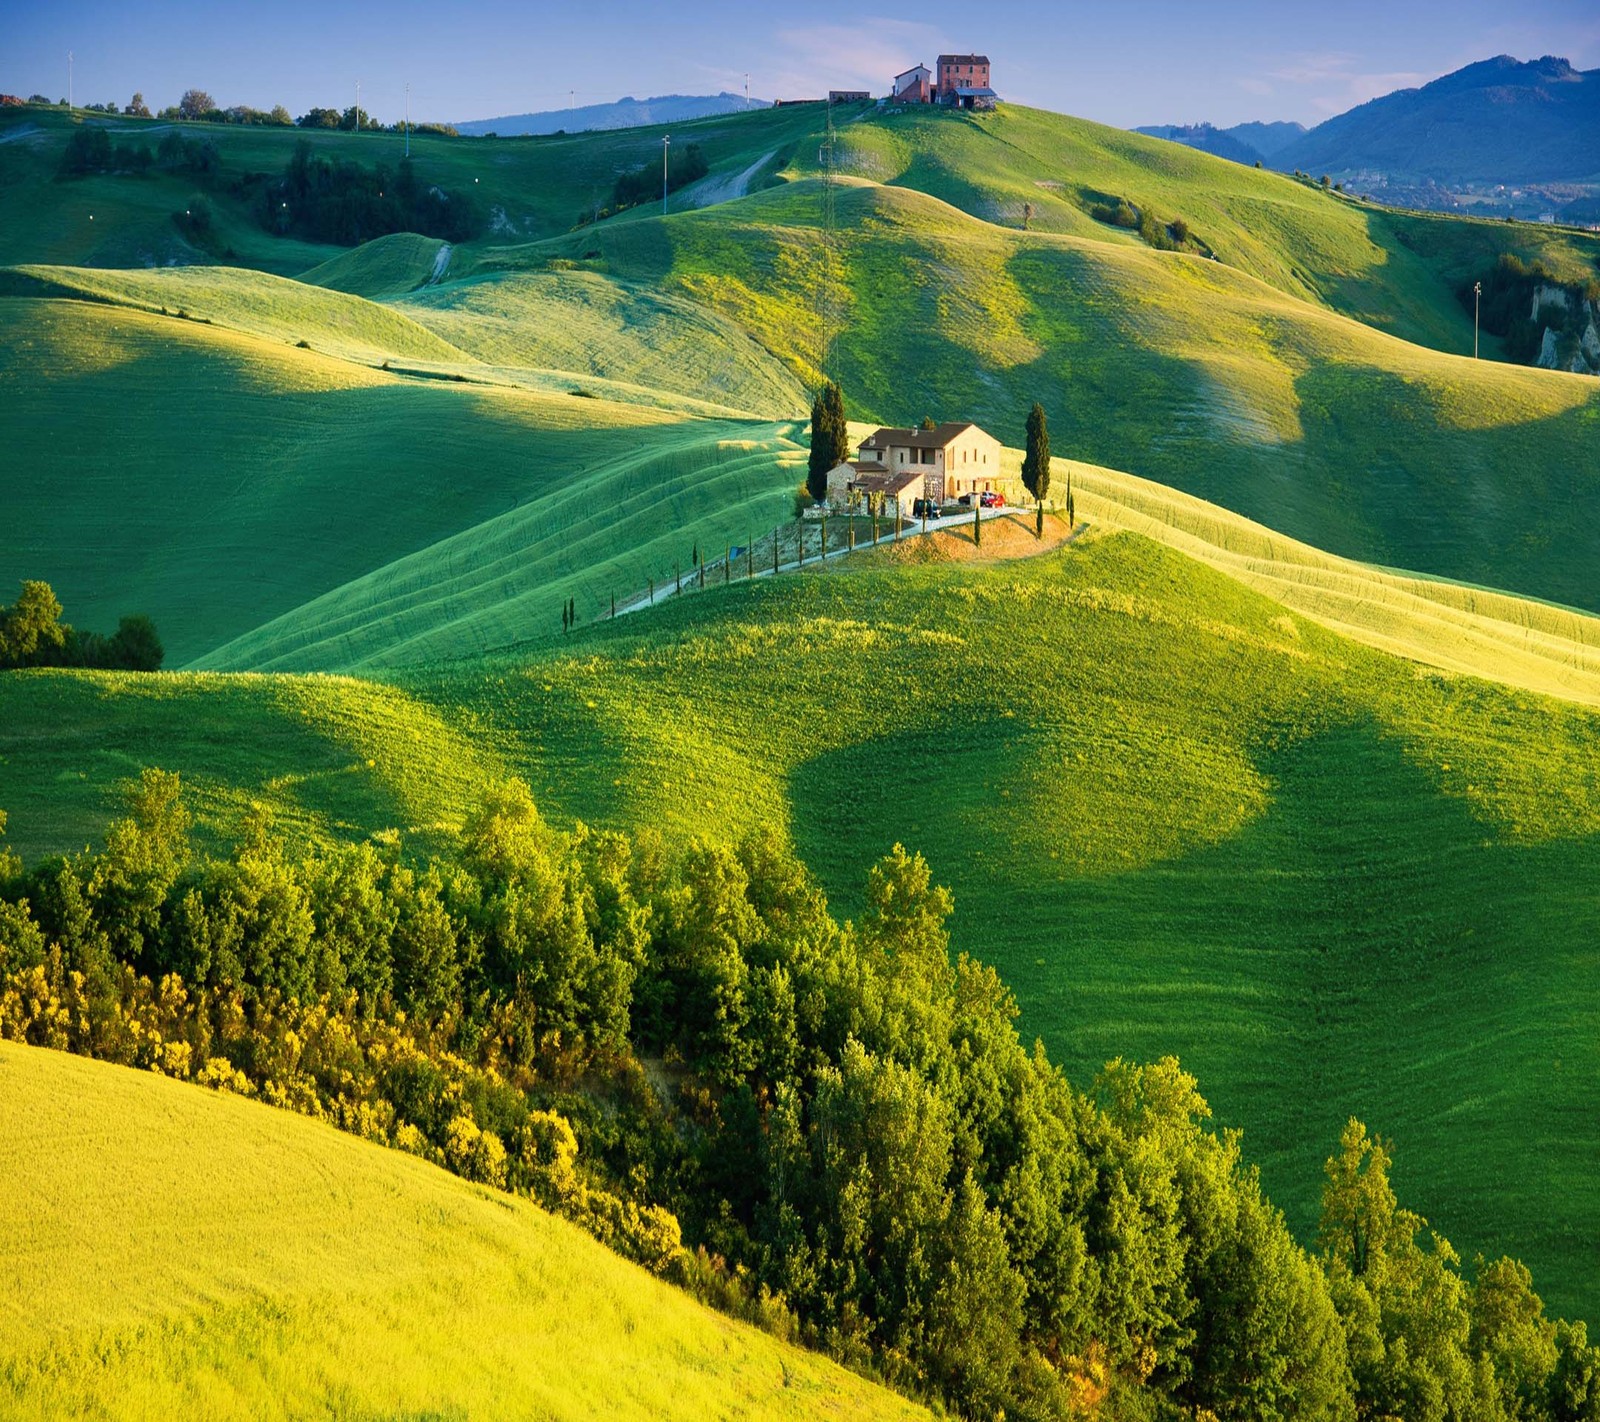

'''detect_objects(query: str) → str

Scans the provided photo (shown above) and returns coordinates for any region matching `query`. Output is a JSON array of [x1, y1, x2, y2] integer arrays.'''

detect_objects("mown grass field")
[[0, 1042, 926, 1421], [5, 527, 1599, 1320], [0, 295, 805, 667]]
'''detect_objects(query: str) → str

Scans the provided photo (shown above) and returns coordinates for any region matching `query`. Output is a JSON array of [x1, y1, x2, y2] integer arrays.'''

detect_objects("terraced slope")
[[0, 295, 800, 666], [5, 524, 1599, 1318], [0, 1043, 925, 1421]]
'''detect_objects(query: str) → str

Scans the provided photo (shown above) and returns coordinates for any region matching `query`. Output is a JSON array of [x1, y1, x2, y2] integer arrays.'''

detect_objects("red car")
[[979, 490, 1005, 508]]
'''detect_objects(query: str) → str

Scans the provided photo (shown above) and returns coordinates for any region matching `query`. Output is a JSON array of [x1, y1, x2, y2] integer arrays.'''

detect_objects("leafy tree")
[[125, 92, 151, 118], [268, 104, 292, 126], [297, 106, 342, 129], [0, 581, 65, 665], [108, 614, 164, 670], [177, 88, 216, 120]]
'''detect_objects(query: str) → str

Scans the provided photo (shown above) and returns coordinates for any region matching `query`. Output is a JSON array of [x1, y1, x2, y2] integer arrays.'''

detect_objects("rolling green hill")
[[0, 294, 803, 666], [527, 178, 1600, 613], [7, 84, 1600, 1353], [5, 519, 1599, 1320], [0, 1041, 925, 1420]]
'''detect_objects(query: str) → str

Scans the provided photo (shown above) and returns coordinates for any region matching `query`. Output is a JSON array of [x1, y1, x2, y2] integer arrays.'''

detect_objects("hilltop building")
[[936, 54, 996, 108], [887, 54, 997, 109], [893, 65, 933, 104], [828, 422, 1002, 506]]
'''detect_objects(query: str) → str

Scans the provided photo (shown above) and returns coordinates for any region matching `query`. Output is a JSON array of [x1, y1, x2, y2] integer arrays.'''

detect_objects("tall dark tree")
[[807, 380, 848, 503], [1022, 403, 1051, 502]]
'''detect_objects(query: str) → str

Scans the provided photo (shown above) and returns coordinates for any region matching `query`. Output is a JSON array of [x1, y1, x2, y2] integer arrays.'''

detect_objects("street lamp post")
[[662, 135, 670, 217]]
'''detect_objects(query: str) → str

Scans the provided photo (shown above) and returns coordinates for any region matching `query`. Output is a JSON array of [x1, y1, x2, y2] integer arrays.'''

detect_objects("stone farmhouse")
[[825, 422, 1004, 512]]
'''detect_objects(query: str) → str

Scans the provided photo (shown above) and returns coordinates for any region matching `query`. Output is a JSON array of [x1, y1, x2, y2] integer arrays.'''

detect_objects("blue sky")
[[6, 0, 1600, 129]]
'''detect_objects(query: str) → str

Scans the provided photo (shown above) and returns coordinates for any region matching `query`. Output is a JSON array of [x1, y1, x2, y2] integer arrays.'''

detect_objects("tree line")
[[0, 582, 161, 671], [0, 769, 1595, 1421], [39, 89, 457, 135]]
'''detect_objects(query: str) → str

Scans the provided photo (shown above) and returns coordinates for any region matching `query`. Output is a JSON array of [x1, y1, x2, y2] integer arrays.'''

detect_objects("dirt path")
[[427, 243, 452, 285], [688, 151, 775, 210]]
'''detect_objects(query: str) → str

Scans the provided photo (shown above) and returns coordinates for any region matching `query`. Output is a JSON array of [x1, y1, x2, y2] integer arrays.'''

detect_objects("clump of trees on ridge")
[[0, 581, 161, 671], [260, 139, 484, 246], [0, 768, 1595, 1421]]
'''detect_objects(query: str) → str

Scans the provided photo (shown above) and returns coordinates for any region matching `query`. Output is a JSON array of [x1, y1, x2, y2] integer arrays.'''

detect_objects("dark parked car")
[[912, 498, 942, 519]]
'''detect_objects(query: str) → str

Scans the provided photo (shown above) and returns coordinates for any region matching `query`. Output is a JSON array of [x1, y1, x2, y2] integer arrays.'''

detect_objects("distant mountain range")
[[1140, 56, 1600, 200], [1134, 121, 1304, 165], [456, 92, 769, 137]]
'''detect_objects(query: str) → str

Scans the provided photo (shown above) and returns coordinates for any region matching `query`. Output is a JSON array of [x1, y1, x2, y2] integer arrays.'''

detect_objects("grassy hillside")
[[0, 294, 802, 667], [0, 102, 828, 270], [524, 179, 1600, 613], [0, 1042, 924, 1421], [5, 525, 1599, 1318]]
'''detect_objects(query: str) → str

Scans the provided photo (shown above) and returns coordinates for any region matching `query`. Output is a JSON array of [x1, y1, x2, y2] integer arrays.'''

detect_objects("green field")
[[6, 98, 1600, 644], [5, 89, 1600, 1363], [0, 1042, 924, 1420], [5, 524, 1599, 1320]]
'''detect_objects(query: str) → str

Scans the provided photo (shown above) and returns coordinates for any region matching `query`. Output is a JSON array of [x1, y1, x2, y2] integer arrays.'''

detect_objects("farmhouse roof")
[[860, 422, 979, 452], [852, 468, 924, 494], [894, 64, 931, 81], [937, 54, 990, 65], [954, 87, 999, 99]]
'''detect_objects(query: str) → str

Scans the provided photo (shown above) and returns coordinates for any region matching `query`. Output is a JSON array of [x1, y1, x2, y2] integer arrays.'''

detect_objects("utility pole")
[[662, 134, 670, 216], [355, 79, 361, 131], [1474, 280, 1482, 359], [570, 88, 576, 111], [819, 102, 837, 376], [405, 83, 410, 157], [67, 52, 72, 110], [744, 73, 750, 110]]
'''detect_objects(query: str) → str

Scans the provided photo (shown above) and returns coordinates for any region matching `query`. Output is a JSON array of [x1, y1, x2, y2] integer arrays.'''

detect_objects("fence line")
[[589, 499, 1066, 627]]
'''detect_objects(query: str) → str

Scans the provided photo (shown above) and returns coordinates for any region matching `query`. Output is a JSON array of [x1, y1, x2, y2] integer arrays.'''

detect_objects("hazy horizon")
[[6, 0, 1600, 132]]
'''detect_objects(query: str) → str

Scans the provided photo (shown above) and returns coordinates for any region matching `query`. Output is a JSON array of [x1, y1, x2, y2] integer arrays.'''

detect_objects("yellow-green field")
[[5, 88, 1600, 1354], [5, 520, 1600, 1320], [0, 1042, 925, 1420]]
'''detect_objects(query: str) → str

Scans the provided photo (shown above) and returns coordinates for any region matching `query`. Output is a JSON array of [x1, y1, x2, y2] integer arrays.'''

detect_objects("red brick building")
[[936, 54, 990, 99]]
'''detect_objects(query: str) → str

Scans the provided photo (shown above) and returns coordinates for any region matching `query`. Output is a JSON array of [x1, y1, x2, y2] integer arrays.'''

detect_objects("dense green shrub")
[[0, 583, 162, 671], [58, 126, 152, 176], [0, 771, 1594, 1422], [260, 139, 484, 245]]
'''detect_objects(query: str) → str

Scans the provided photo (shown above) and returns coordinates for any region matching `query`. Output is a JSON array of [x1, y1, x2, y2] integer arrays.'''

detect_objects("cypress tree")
[[1022, 403, 1051, 503], [808, 380, 849, 504], [824, 380, 849, 467]]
